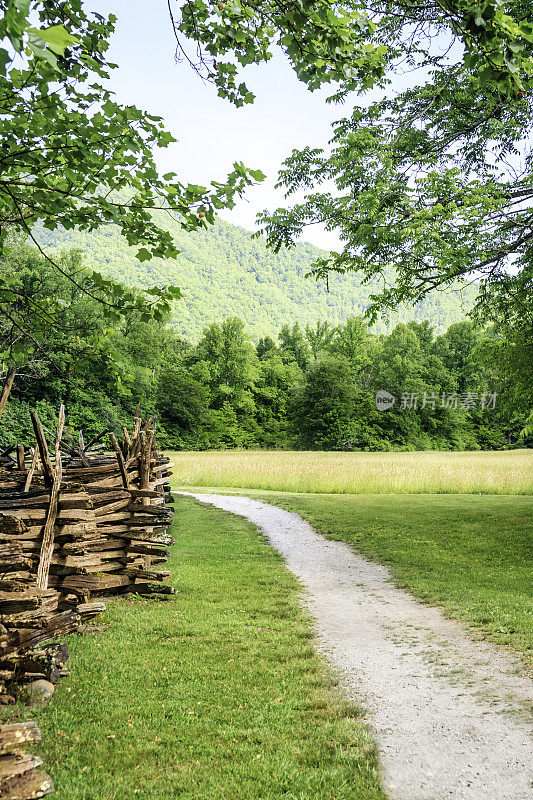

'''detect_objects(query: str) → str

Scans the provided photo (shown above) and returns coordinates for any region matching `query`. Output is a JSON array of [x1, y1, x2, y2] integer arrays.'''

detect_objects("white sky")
[[90, 0, 349, 250]]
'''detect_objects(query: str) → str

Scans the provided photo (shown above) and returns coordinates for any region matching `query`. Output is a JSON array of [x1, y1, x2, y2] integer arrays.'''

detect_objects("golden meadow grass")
[[169, 449, 533, 495]]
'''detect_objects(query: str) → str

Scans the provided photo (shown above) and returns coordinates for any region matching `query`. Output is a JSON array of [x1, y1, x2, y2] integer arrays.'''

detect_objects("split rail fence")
[[0, 405, 175, 799]]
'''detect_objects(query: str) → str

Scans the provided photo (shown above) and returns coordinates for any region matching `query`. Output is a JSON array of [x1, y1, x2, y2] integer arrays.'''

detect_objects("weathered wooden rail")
[[0, 721, 53, 800]]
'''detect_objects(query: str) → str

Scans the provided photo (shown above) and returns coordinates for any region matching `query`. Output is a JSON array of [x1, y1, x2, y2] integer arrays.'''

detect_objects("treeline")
[[1, 245, 531, 451]]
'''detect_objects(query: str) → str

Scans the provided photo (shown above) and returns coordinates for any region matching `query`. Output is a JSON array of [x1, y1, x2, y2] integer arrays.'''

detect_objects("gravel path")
[[181, 492, 533, 800]]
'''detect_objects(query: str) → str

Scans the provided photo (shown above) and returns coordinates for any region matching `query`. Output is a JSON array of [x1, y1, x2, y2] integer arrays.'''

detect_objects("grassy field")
[[241, 493, 533, 670], [3, 497, 386, 800], [169, 449, 533, 495]]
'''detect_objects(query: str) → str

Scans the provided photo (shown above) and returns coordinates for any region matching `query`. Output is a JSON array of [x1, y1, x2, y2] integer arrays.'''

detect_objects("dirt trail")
[[180, 492, 533, 800]]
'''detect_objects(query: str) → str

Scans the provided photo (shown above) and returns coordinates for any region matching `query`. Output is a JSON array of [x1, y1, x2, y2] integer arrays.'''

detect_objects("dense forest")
[[34, 217, 478, 341], [2, 243, 530, 453]]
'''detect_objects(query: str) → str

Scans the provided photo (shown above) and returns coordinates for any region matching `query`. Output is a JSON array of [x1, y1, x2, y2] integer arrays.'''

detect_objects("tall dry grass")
[[168, 449, 533, 495]]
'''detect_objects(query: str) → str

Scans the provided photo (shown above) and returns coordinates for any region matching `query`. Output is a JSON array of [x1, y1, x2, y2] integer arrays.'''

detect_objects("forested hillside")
[[2, 243, 529, 454], [34, 218, 477, 341]]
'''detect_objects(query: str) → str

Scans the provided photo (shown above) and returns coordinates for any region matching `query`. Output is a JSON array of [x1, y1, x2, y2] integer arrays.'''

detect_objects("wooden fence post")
[[109, 432, 130, 489], [30, 412, 54, 488], [23, 447, 39, 493], [36, 406, 65, 590], [0, 366, 16, 424]]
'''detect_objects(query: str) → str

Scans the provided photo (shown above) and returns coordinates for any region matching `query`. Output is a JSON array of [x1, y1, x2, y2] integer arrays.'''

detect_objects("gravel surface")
[[181, 492, 533, 800]]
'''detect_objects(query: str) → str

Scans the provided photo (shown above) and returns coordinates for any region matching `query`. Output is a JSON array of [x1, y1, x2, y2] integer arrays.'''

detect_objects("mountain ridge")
[[34, 217, 477, 341]]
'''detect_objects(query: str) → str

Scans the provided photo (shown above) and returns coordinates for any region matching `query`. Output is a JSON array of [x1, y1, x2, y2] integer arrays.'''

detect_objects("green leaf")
[[136, 248, 152, 262], [0, 49, 10, 76], [37, 23, 77, 53], [187, 184, 207, 195]]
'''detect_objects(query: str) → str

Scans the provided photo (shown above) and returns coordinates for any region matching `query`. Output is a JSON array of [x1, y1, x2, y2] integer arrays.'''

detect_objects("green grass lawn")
[[235, 492, 532, 671], [4, 496, 387, 800]]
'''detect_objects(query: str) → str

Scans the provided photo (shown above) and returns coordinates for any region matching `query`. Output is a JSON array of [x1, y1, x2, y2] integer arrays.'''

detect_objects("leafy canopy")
[[169, 0, 387, 105], [167, 1, 533, 331], [0, 0, 264, 332], [245, 0, 533, 329], [169, 0, 533, 104]]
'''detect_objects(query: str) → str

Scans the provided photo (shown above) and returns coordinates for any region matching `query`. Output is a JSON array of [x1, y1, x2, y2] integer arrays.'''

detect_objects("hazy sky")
[[90, 0, 347, 249]]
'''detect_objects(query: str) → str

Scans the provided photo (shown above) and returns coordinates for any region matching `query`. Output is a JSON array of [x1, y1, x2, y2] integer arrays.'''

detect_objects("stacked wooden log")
[[0, 594, 104, 700], [49, 415, 175, 597], [0, 408, 175, 698], [0, 722, 52, 800], [0, 410, 174, 596]]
